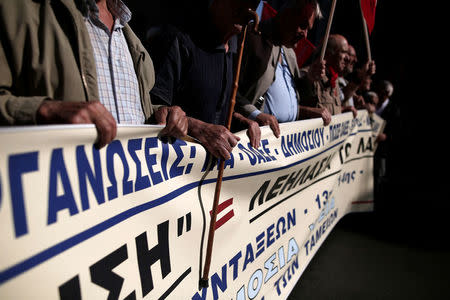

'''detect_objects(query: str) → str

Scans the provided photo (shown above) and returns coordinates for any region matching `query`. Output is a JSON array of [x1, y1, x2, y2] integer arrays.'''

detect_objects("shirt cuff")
[[248, 109, 262, 120]]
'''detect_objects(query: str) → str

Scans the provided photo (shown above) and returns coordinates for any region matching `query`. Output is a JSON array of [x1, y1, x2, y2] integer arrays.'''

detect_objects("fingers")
[[189, 123, 238, 161], [351, 107, 358, 118], [154, 106, 169, 125], [157, 106, 188, 139], [93, 111, 117, 149], [218, 130, 239, 159], [269, 120, 280, 138], [87, 102, 117, 149], [246, 121, 261, 148], [207, 140, 232, 161], [255, 113, 280, 138], [36, 101, 117, 149], [211, 130, 235, 160], [227, 132, 240, 148], [322, 110, 332, 126]]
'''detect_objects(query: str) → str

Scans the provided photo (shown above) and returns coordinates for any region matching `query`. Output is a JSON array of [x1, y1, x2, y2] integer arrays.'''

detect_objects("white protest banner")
[[0, 110, 375, 299], [369, 112, 386, 152]]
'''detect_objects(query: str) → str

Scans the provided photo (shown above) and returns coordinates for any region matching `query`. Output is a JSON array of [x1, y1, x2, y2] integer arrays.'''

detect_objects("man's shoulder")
[[147, 25, 194, 71], [152, 25, 193, 47], [0, 0, 33, 8], [0, 0, 39, 19], [0, 0, 82, 29]]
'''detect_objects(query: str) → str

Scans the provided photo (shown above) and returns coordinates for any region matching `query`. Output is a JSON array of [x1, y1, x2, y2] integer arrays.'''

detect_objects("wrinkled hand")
[[358, 60, 376, 79], [37, 100, 117, 149], [188, 118, 240, 160], [255, 113, 280, 138], [342, 106, 358, 118], [299, 106, 331, 126], [307, 59, 326, 82], [233, 112, 261, 148], [365, 60, 376, 76], [154, 106, 188, 139], [318, 108, 332, 126]]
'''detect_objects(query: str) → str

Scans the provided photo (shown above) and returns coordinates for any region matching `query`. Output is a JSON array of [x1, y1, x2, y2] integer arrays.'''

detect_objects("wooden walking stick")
[[319, 0, 337, 61], [199, 9, 259, 289]]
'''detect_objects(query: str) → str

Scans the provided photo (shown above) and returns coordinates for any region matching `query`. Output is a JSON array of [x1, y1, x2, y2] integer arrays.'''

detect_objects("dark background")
[[127, 0, 446, 231], [126, 0, 449, 297]]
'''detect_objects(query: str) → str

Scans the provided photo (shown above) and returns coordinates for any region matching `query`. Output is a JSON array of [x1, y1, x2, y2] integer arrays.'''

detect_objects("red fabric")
[[294, 38, 316, 68], [360, 0, 377, 34], [261, 1, 316, 68], [328, 66, 338, 88], [261, 1, 277, 21]]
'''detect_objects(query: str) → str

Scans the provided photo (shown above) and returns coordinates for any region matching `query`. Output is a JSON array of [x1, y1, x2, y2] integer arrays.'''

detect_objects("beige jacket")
[[0, 0, 156, 125], [298, 66, 342, 115], [237, 21, 302, 119]]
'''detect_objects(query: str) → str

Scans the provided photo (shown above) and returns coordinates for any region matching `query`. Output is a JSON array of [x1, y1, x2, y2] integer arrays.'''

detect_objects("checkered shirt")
[[85, 1, 145, 124]]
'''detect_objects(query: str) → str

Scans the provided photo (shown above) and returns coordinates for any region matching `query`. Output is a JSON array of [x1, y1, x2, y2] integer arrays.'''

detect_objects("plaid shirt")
[[85, 0, 145, 124]]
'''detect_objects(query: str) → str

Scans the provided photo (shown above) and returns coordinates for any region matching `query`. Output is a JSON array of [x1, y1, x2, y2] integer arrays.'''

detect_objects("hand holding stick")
[[199, 9, 260, 289]]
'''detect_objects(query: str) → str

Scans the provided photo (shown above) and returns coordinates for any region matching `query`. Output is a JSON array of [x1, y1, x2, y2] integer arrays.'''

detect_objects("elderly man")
[[149, 0, 260, 160], [0, 0, 187, 148], [236, 0, 332, 135], [299, 34, 357, 117], [338, 44, 376, 108]]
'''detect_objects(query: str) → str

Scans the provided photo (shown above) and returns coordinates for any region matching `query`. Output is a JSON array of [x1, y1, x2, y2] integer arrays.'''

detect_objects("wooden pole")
[[199, 11, 258, 289], [359, 0, 372, 61], [319, 0, 337, 61]]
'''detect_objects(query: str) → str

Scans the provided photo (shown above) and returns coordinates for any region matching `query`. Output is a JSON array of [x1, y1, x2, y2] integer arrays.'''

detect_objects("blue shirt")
[[262, 48, 299, 123]]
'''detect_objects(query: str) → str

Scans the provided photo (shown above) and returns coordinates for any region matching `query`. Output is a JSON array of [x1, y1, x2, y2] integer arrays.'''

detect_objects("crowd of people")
[[0, 0, 398, 169]]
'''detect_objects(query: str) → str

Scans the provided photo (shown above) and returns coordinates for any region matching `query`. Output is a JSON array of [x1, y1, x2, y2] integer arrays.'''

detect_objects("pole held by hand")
[[359, 0, 372, 61], [319, 0, 337, 61], [199, 9, 259, 289]]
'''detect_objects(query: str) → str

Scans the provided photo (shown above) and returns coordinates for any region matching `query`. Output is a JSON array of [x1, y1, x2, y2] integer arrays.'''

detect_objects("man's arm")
[[297, 60, 326, 109], [233, 111, 260, 148], [0, 25, 118, 148], [342, 105, 358, 118], [236, 92, 280, 139], [153, 105, 188, 139], [0, 40, 47, 125], [298, 106, 332, 126], [36, 100, 117, 149], [149, 29, 185, 107]]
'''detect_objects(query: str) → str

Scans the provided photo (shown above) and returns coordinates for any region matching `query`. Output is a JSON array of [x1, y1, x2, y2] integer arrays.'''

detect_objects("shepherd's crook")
[[199, 9, 259, 289]]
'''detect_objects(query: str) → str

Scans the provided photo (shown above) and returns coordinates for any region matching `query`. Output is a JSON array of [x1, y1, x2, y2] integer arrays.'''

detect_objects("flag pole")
[[319, 0, 337, 61], [199, 9, 259, 289], [359, 0, 372, 61]]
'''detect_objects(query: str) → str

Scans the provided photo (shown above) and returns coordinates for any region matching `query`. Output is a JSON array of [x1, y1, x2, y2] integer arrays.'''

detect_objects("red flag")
[[261, 1, 277, 21], [295, 38, 316, 68], [261, 1, 316, 68], [360, 0, 377, 34]]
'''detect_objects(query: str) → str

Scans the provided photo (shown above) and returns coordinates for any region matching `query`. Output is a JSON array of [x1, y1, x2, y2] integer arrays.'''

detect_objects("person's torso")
[[174, 34, 236, 125]]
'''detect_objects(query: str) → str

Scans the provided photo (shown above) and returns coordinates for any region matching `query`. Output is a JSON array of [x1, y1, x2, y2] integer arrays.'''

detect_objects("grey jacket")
[[236, 21, 302, 119], [0, 0, 156, 125]]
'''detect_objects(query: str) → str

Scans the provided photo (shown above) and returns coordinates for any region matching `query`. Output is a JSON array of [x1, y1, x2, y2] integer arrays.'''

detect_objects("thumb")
[[155, 107, 169, 125]]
